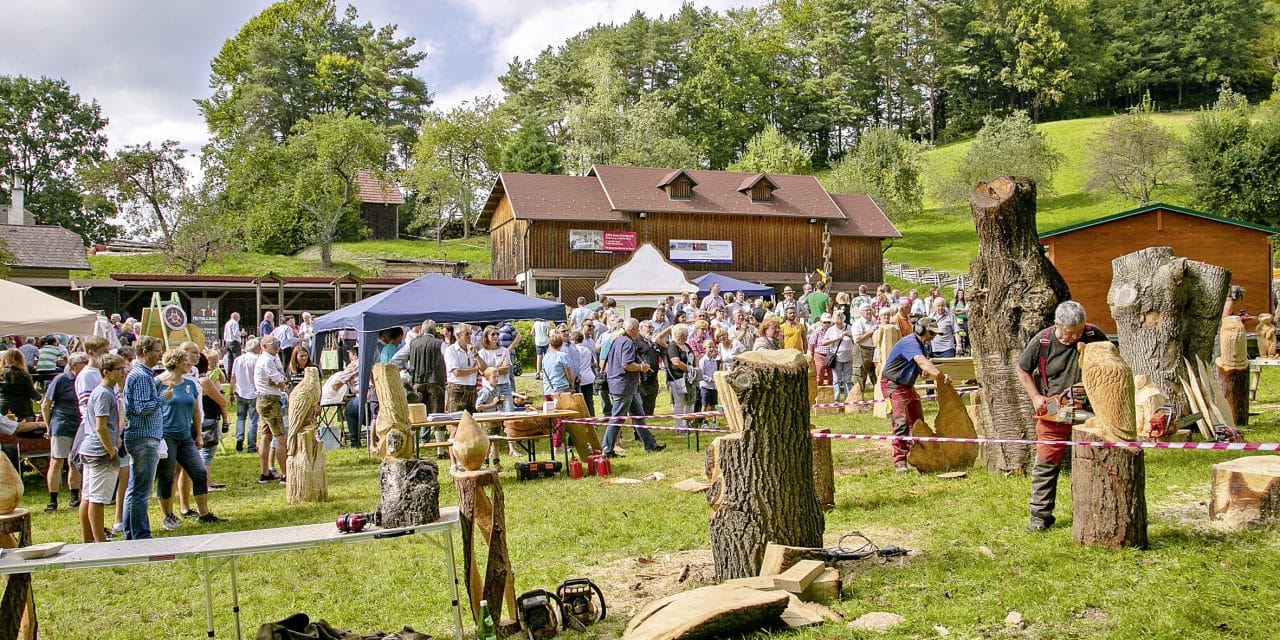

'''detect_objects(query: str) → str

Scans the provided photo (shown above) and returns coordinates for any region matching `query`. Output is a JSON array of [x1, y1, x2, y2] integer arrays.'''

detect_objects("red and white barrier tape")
[[813, 432, 1278, 451], [569, 410, 723, 424], [560, 418, 726, 433]]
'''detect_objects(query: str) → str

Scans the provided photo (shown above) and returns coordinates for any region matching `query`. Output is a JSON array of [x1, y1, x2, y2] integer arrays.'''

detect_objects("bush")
[[931, 111, 1063, 204], [510, 320, 535, 371]]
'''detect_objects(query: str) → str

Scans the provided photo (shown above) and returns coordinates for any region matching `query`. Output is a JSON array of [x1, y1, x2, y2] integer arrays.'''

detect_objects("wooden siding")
[[1042, 208, 1273, 333], [488, 195, 521, 279], [524, 216, 881, 283], [361, 203, 399, 240], [560, 278, 599, 307]]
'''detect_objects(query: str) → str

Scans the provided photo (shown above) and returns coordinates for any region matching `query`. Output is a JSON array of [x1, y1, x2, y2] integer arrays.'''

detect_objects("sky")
[[0, 0, 766, 175]]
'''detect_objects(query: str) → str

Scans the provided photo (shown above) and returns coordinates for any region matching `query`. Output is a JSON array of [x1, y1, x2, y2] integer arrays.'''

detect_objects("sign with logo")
[[190, 298, 220, 340], [669, 239, 733, 264], [569, 229, 637, 253]]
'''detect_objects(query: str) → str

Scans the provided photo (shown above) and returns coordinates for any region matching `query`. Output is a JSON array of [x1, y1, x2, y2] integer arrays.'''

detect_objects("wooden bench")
[[416, 434, 550, 463]]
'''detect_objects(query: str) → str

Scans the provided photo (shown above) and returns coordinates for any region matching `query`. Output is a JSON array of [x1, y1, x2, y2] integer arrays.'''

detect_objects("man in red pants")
[[1016, 300, 1107, 532], [879, 317, 950, 472]]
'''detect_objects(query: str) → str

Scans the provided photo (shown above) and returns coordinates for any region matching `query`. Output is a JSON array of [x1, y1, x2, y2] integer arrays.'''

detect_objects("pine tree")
[[500, 117, 563, 174]]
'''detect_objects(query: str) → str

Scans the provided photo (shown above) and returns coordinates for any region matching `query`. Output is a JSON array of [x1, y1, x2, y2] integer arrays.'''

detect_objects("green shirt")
[[805, 291, 830, 323]]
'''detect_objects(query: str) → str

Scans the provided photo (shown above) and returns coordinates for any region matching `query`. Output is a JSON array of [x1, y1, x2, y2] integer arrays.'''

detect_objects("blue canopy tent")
[[692, 273, 774, 298], [311, 274, 566, 439]]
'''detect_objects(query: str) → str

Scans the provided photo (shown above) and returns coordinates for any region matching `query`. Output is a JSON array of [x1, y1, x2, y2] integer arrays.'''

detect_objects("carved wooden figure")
[[1216, 315, 1250, 426], [451, 411, 489, 472], [1256, 314, 1277, 358], [373, 362, 441, 528], [285, 367, 327, 503], [1077, 341, 1136, 443], [455, 469, 518, 632], [871, 322, 900, 419], [373, 363, 415, 460], [906, 379, 978, 473]]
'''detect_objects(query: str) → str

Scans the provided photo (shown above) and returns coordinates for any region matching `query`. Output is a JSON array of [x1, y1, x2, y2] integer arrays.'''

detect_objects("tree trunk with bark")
[[455, 469, 517, 629], [1210, 456, 1280, 531], [707, 350, 824, 581], [375, 458, 440, 528], [966, 177, 1071, 474], [811, 429, 835, 512], [1071, 429, 1148, 549], [1108, 247, 1231, 432]]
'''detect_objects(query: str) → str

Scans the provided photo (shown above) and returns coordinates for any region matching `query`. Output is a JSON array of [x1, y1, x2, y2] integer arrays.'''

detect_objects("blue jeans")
[[832, 359, 853, 401], [603, 392, 657, 453], [496, 382, 515, 413], [934, 348, 956, 358], [123, 436, 161, 540], [345, 397, 363, 446], [236, 396, 259, 450], [155, 434, 209, 500]]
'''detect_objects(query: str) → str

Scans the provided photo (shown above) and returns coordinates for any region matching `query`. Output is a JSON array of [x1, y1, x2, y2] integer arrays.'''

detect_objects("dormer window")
[[737, 173, 778, 202], [656, 169, 698, 200]]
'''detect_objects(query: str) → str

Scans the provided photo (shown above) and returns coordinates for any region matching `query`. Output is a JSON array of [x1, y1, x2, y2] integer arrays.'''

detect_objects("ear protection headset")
[[914, 319, 933, 337]]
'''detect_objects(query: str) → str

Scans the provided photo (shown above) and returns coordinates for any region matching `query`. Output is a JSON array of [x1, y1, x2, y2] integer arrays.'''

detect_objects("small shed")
[[1039, 203, 1278, 333], [354, 169, 403, 240], [595, 243, 698, 319]]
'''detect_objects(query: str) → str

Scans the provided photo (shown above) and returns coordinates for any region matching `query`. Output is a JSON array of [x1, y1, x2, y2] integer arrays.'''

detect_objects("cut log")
[[1070, 428, 1148, 549], [799, 568, 841, 604], [770, 559, 826, 594], [758, 543, 828, 578], [0, 509, 36, 639], [622, 584, 790, 640], [375, 458, 440, 528], [707, 350, 825, 581], [967, 177, 1071, 474], [285, 368, 327, 504], [811, 429, 835, 511], [1209, 456, 1280, 531], [1216, 316, 1250, 426], [1108, 247, 1231, 429], [906, 379, 978, 472]]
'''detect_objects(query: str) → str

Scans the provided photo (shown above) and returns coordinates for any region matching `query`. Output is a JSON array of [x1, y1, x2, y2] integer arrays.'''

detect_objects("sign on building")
[[669, 239, 733, 263], [569, 229, 637, 253], [190, 297, 220, 342]]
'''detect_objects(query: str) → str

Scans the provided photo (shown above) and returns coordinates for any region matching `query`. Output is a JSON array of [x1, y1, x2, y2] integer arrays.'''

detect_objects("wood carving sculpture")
[[1258, 314, 1277, 358], [706, 350, 824, 580], [906, 379, 978, 473], [0, 454, 22, 515], [455, 469, 518, 632], [373, 363, 415, 460], [1216, 315, 1250, 426], [451, 411, 489, 471], [871, 321, 900, 419], [1071, 343, 1146, 548], [285, 367, 327, 503], [1133, 375, 1170, 440]]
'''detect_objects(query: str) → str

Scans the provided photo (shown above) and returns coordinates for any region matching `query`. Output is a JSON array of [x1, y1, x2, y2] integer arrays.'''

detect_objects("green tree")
[[824, 127, 923, 219], [500, 117, 563, 174], [933, 110, 1063, 203], [728, 125, 812, 175], [1086, 94, 1180, 204], [1183, 86, 1280, 226], [79, 140, 189, 246], [167, 185, 239, 274], [614, 94, 701, 169], [407, 99, 504, 240], [563, 50, 628, 173], [0, 75, 117, 243], [285, 111, 390, 268]]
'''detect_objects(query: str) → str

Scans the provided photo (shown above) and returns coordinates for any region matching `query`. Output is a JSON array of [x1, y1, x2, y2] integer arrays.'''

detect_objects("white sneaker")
[[112, 522, 125, 534]]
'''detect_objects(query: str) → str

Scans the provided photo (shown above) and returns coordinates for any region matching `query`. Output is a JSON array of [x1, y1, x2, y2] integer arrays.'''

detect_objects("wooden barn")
[[1038, 203, 1278, 333], [478, 165, 900, 304], [355, 169, 402, 240]]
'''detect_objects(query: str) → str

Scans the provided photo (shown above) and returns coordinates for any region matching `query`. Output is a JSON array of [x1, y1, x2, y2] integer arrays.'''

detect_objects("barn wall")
[[361, 203, 399, 240], [1043, 209, 1273, 333]]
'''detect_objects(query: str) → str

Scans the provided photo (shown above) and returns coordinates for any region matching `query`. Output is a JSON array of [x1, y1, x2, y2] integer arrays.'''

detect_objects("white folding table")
[[0, 506, 464, 639]]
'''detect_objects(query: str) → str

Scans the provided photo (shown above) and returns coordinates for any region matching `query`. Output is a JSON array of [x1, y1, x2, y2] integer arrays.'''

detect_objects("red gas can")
[[569, 457, 584, 479], [589, 450, 612, 477]]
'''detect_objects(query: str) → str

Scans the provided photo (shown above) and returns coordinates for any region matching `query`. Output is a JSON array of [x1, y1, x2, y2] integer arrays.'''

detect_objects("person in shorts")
[[78, 354, 125, 543], [253, 336, 289, 484], [41, 352, 88, 512]]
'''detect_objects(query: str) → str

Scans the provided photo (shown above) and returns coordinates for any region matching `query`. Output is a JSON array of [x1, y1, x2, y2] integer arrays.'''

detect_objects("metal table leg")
[[201, 557, 216, 638], [229, 557, 242, 640], [443, 528, 464, 640]]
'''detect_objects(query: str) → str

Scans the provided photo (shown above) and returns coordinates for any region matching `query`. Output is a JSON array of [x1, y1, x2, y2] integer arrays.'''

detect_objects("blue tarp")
[[692, 273, 774, 298], [311, 274, 566, 433]]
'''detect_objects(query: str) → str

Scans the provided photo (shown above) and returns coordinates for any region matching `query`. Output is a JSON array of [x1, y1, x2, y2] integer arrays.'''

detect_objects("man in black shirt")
[[408, 320, 447, 456], [1015, 300, 1108, 532], [636, 321, 663, 418]]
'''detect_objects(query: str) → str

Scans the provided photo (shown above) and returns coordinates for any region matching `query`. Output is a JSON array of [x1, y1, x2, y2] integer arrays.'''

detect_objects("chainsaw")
[[1148, 404, 1241, 442], [1036, 394, 1094, 425]]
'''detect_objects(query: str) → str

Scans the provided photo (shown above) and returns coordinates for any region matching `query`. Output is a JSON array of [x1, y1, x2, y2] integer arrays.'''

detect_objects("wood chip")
[[673, 478, 712, 493], [937, 471, 967, 480]]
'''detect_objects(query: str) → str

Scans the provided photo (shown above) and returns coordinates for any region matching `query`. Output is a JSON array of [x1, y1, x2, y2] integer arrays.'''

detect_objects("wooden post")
[[1210, 456, 1280, 530], [1108, 247, 1231, 430], [871, 322, 899, 419], [1216, 315, 1250, 426], [967, 177, 1071, 474], [707, 350, 824, 581], [286, 368, 327, 503], [0, 509, 36, 639], [455, 469, 518, 632], [1071, 430, 1148, 549], [811, 429, 834, 511]]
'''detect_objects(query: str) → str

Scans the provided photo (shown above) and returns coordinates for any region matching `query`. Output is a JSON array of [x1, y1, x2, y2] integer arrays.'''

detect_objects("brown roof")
[[656, 169, 698, 188], [0, 224, 89, 270], [828, 194, 901, 238], [591, 165, 845, 219], [482, 173, 623, 228], [736, 173, 778, 193], [354, 169, 404, 205]]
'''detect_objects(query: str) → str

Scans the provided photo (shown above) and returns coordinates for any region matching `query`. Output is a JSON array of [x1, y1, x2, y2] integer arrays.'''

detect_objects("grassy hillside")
[[889, 112, 1200, 275], [76, 236, 492, 279]]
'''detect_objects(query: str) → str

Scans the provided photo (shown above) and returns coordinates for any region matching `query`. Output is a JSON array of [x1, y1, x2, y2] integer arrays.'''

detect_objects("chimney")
[[8, 176, 24, 225]]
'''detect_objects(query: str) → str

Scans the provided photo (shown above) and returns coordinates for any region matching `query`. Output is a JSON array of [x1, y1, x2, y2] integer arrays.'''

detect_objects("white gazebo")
[[0, 279, 97, 336], [594, 243, 697, 318]]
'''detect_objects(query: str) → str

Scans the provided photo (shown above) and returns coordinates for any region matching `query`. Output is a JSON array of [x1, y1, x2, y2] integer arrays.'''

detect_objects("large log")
[[286, 368, 327, 504], [375, 459, 440, 528], [906, 379, 978, 473], [1071, 429, 1147, 549], [707, 350, 824, 581], [1108, 247, 1231, 430], [1210, 455, 1280, 530], [1216, 315, 1250, 426], [622, 584, 790, 640], [966, 177, 1070, 474]]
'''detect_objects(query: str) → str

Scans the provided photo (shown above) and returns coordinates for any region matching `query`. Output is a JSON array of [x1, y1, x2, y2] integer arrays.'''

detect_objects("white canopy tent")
[[594, 243, 698, 317], [0, 279, 97, 337]]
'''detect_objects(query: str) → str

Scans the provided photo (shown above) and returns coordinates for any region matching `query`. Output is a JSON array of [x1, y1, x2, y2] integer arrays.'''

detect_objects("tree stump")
[[707, 350, 824, 581], [1216, 315, 1250, 426], [1071, 429, 1147, 549], [967, 177, 1070, 474], [455, 469, 517, 631], [375, 458, 440, 528], [286, 368, 327, 504], [1108, 247, 1231, 431], [811, 429, 834, 511], [1209, 456, 1280, 531], [0, 509, 36, 639]]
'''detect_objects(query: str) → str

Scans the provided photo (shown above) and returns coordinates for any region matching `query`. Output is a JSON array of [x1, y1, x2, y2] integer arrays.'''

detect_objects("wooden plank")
[[622, 584, 790, 640], [770, 559, 826, 594], [799, 567, 840, 604], [758, 543, 826, 577]]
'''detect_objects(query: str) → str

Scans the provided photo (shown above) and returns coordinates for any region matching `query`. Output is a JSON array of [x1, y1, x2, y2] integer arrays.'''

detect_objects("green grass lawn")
[[19, 372, 1280, 639]]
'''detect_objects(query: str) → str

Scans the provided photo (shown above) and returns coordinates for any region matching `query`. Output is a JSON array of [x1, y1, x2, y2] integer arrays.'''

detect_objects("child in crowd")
[[79, 354, 125, 543], [697, 339, 719, 420]]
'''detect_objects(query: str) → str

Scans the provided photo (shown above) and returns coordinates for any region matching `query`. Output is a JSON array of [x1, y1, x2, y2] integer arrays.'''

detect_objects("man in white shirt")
[[222, 312, 242, 373], [444, 323, 483, 412], [253, 336, 289, 484], [230, 337, 259, 453], [850, 304, 880, 391], [272, 316, 299, 368]]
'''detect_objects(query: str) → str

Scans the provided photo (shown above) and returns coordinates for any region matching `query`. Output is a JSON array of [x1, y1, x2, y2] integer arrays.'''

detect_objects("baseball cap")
[[820, 313, 832, 323]]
